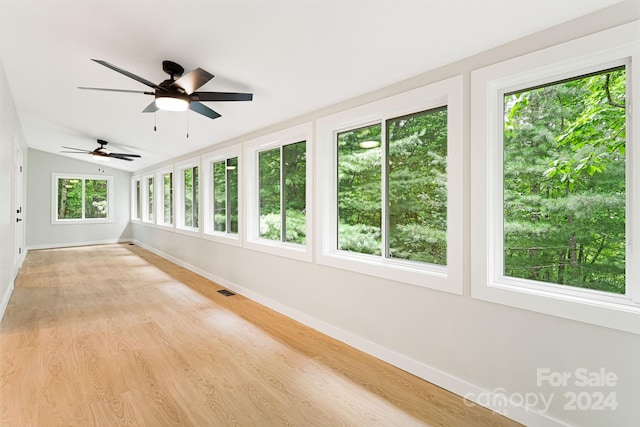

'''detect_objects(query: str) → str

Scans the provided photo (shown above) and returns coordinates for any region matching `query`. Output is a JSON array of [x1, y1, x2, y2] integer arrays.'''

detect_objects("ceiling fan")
[[79, 59, 253, 120], [61, 139, 141, 161]]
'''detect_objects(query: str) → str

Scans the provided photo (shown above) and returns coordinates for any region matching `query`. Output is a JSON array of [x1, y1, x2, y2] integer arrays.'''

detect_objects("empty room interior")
[[1, 1, 640, 426]]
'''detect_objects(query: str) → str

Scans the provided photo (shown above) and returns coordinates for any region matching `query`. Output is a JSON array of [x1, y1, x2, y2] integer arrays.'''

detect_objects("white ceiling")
[[0, 0, 624, 172]]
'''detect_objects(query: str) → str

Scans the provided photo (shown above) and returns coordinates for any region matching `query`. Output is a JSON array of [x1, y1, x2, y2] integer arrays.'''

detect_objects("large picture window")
[[316, 77, 463, 292], [503, 67, 626, 294], [470, 21, 639, 334], [52, 173, 113, 224], [245, 123, 313, 261]]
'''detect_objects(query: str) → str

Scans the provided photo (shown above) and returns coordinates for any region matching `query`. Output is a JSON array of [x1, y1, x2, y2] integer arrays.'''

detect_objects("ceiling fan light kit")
[[155, 93, 190, 111]]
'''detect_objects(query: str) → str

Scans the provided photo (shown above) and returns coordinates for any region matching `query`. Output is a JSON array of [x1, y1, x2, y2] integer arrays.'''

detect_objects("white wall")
[[0, 57, 27, 318], [26, 149, 132, 249], [133, 3, 639, 426]]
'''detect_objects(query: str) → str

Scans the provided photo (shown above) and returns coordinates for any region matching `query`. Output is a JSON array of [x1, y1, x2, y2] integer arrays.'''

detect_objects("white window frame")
[[131, 175, 141, 223], [51, 173, 114, 224], [244, 122, 313, 262], [174, 157, 201, 237], [155, 167, 174, 230], [470, 21, 640, 334], [141, 174, 155, 225], [316, 76, 463, 293], [202, 145, 243, 247]]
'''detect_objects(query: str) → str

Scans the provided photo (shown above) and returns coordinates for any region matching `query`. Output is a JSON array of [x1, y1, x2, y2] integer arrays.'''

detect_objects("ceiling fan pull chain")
[[186, 110, 189, 139], [154, 112, 157, 132]]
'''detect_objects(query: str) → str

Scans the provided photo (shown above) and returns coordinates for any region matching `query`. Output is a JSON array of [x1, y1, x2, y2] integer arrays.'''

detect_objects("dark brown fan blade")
[[60, 150, 91, 154], [92, 59, 165, 91], [189, 102, 221, 119], [142, 101, 159, 113], [171, 68, 214, 95], [109, 152, 141, 158], [191, 92, 253, 102], [109, 154, 134, 161], [61, 146, 92, 152], [78, 87, 154, 95]]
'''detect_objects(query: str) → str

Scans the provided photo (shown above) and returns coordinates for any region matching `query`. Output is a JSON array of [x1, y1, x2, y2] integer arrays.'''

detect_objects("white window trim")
[[174, 157, 202, 237], [131, 175, 141, 223], [315, 76, 464, 293], [244, 122, 314, 262], [155, 166, 175, 231], [202, 146, 243, 247], [470, 21, 640, 334], [51, 173, 114, 224], [141, 174, 155, 225]]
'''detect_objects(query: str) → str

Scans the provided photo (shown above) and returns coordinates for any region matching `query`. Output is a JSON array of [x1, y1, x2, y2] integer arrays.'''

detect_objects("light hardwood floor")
[[1, 244, 520, 427]]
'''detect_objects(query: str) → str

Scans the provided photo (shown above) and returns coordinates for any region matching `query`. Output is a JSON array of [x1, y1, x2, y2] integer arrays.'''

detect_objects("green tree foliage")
[[146, 177, 153, 221], [338, 124, 383, 255], [337, 108, 448, 265], [259, 148, 281, 239], [213, 161, 227, 232], [163, 173, 173, 224], [259, 142, 306, 243], [58, 178, 107, 219], [388, 108, 447, 264], [184, 167, 198, 228], [503, 67, 626, 293], [212, 158, 239, 234], [227, 158, 239, 233]]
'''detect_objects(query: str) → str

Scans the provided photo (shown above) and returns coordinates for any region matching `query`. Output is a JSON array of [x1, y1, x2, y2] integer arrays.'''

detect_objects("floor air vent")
[[217, 289, 235, 297]]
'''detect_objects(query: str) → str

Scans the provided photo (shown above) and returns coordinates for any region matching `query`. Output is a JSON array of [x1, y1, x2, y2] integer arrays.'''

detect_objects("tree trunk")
[[58, 179, 68, 218]]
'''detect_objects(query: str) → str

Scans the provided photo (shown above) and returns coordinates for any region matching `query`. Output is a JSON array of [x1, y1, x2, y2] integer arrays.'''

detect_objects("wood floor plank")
[[0, 243, 521, 426]]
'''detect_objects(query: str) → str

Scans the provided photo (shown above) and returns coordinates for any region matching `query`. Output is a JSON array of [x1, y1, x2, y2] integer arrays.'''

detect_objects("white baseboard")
[[27, 238, 132, 251], [0, 279, 14, 322], [131, 239, 567, 427]]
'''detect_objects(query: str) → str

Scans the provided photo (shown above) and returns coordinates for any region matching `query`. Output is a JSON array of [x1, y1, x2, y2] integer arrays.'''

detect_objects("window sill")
[[203, 231, 242, 247], [175, 226, 201, 238], [317, 250, 460, 294], [244, 238, 312, 262], [52, 218, 112, 225]]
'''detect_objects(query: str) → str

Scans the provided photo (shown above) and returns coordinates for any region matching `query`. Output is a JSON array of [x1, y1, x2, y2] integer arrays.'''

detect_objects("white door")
[[14, 143, 24, 272]]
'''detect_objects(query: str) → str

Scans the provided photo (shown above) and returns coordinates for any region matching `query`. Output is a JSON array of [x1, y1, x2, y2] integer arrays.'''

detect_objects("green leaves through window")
[[503, 66, 626, 294]]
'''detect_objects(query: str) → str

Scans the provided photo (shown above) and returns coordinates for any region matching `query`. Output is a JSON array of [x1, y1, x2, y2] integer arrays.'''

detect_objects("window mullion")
[[382, 120, 389, 259]]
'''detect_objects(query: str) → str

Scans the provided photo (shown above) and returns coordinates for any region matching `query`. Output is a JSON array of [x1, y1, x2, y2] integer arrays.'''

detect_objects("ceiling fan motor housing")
[[162, 60, 184, 79]]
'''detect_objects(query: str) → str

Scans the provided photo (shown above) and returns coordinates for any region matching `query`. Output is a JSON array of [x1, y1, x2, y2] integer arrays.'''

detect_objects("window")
[[245, 123, 313, 261], [156, 170, 174, 228], [184, 167, 198, 228], [316, 77, 463, 292], [142, 175, 154, 223], [470, 21, 639, 334], [203, 147, 242, 246], [52, 173, 113, 224], [337, 107, 448, 264], [131, 177, 141, 222], [175, 159, 200, 235], [216, 158, 238, 233], [503, 67, 626, 294], [259, 141, 306, 243]]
